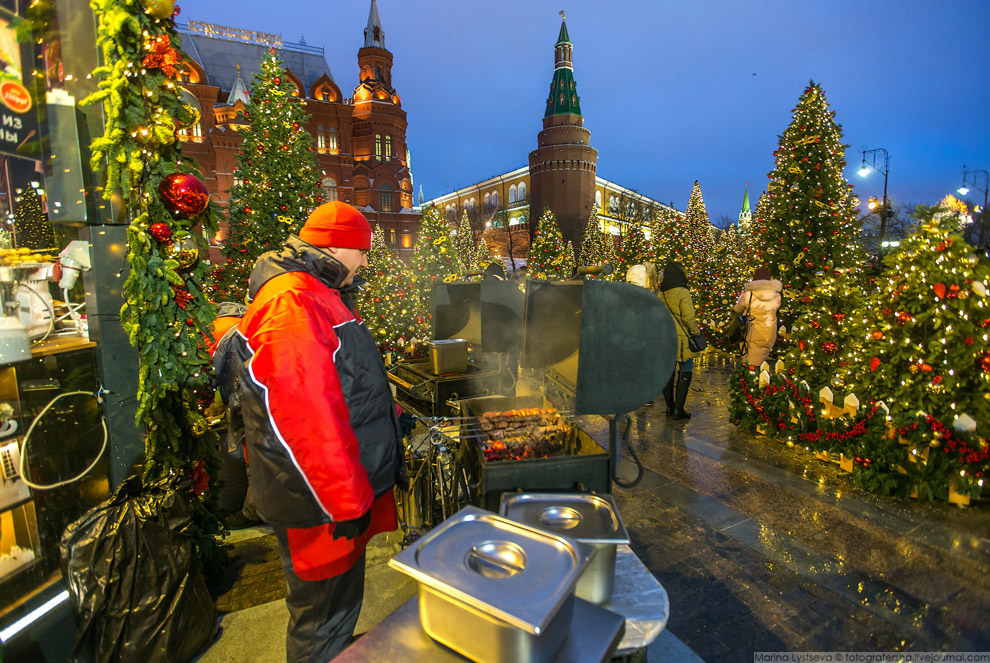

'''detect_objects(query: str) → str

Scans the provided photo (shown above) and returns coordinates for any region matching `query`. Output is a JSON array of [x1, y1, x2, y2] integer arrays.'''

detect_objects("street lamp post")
[[859, 147, 890, 262], [958, 166, 989, 252]]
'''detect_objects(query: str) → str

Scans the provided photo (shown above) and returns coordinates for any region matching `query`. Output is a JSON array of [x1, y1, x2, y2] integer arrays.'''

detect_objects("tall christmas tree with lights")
[[747, 191, 772, 258], [353, 226, 428, 359], [650, 206, 689, 274], [212, 50, 322, 301], [84, 0, 224, 568], [685, 181, 718, 331], [453, 211, 477, 275], [761, 82, 865, 387], [615, 220, 648, 279], [410, 205, 459, 306], [707, 226, 751, 349], [13, 185, 56, 250], [578, 209, 618, 279], [843, 210, 990, 433], [528, 208, 570, 280]]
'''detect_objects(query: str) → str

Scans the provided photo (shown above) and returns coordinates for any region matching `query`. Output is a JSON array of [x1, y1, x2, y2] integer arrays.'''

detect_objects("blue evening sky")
[[180, 0, 990, 223]]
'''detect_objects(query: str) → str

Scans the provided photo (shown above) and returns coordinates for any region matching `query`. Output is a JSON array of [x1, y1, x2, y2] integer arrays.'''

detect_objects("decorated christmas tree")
[[746, 191, 772, 258], [84, 0, 224, 568], [685, 182, 719, 332], [528, 208, 570, 280], [353, 226, 429, 360], [13, 184, 56, 250], [410, 205, 459, 306], [843, 209, 990, 434], [650, 206, 689, 275], [684, 181, 714, 264], [577, 208, 619, 280], [212, 49, 322, 301], [563, 241, 577, 279], [453, 211, 477, 275], [475, 236, 500, 273], [706, 226, 751, 349], [760, 81, 865, 387], [615, 219, 648, 279]]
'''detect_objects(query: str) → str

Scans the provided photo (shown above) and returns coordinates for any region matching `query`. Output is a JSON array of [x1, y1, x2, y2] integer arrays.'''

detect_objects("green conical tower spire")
[[545, 13, 582, 117]]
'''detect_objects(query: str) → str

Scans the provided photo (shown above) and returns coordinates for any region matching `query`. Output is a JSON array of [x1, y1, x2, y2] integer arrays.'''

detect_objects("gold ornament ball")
[[167, 235, 200, 269], [908, 364, 919, 375], [144, 0, 174, 20]]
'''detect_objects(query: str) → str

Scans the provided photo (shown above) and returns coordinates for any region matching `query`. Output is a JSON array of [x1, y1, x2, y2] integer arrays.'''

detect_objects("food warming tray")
[[389, 506, 594, 663], [500, 493, 630, 604]]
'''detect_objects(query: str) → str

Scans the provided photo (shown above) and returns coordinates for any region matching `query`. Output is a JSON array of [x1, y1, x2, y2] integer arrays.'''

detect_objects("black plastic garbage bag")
[[60, 476, 218, 662]]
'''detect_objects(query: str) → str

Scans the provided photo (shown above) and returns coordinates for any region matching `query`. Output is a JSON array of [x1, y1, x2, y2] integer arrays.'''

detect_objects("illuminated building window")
[[518, 182, 526, 202], [328, 126, 338, 152], [317, 126, 326, 150], [375, 134, 382, 160], [492, 190, 499, 209], [390, 229, 396, 245], [595, 190, 602, 209], [322, 177, 338, 202], [191, 121, 202, 141], [484, 193, 491, 210], [509, 184, 517, 204], [380, 184, 393, 212], [385, 135, 392, 161]]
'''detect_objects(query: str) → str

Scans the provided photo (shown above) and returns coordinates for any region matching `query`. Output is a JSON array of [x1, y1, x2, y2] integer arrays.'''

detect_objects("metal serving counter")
[[331, 595, 625, 663], [332, 545, 668, 662]]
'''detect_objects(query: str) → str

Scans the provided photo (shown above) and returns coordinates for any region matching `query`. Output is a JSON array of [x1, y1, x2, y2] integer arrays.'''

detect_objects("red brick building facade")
[[175, 0, 419, 260]]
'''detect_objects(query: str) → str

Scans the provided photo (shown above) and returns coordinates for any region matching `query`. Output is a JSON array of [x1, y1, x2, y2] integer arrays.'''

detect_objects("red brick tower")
[[352, 0, 413, 214], [528, 13, 598, 248]]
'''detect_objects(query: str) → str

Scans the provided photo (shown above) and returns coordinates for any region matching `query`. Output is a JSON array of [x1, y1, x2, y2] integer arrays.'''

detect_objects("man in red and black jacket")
[[232, 202, 406, 662]]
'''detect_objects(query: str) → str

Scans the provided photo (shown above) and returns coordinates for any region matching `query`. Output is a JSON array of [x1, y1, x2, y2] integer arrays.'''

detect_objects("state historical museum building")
[[175, 0, 420, 258]]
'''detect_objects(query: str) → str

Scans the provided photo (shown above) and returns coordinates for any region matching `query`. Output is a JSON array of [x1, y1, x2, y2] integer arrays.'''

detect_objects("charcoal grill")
[[452, 395, 610, 512]]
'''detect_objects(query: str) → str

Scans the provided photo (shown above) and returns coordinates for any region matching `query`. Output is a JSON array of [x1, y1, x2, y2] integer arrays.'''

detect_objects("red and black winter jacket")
[[232, 236, 405, 529]]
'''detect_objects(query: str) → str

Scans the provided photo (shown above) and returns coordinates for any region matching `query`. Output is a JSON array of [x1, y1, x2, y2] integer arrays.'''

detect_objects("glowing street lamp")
[[859, 147, 890, 260]]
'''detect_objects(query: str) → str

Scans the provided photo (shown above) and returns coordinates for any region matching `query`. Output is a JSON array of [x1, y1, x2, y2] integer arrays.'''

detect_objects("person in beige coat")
[[659, 261, 701, 420], [734, 267, 783, 367]]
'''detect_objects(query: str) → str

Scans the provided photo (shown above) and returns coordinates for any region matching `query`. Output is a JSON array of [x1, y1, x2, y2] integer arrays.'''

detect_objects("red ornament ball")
[[159, 173, 209, 219], [273, 76, 281, 85], [280, 144, 289, 151], [186, 318, 195, 326], [821, 341, 837, 355], [292, 122, 300, 131], [149, 222, 173, 242], [977, 352, 990, 373], [257, 144, 265, 152], [832, 313, 845, 322], [244, 206, 253, 215]]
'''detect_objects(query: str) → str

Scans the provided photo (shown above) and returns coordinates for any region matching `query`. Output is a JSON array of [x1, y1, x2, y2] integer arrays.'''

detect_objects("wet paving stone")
[[596, 353, 990, 656]]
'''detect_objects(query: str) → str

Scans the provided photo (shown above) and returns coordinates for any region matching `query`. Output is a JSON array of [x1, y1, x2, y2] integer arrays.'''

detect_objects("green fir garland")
[[84, 0, 225, 569]]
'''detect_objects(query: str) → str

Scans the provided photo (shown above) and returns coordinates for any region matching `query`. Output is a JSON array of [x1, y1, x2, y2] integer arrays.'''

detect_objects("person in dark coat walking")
[[233, 202, 406, 663], [659, 261, 702, 420]]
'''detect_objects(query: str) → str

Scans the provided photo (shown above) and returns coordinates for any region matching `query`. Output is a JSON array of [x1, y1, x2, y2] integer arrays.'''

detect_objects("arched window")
[[328, 126, 338, 152], [609, 196, 619, 214], [322, 177, 338, 202], [385, 135, 392, 161], [375, 134, 382, 160], [317, 125, 326, 151], [492, 191, 499, 209], [468, 197, 476, 211], [595, 190, 602, 209], [379, 184, 393, 212], [518, 182, 526, 202], [484, 193, 491, 210], [508, 184, 517, 204]]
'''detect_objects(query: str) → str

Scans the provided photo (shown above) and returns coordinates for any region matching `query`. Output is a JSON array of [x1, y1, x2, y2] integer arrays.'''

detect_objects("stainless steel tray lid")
[[499, 493, 630, 545], [389, 506, 593, 634]]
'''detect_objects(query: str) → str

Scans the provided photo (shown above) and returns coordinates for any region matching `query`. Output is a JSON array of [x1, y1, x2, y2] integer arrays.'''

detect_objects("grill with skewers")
[[453, 396, 611, 512]]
